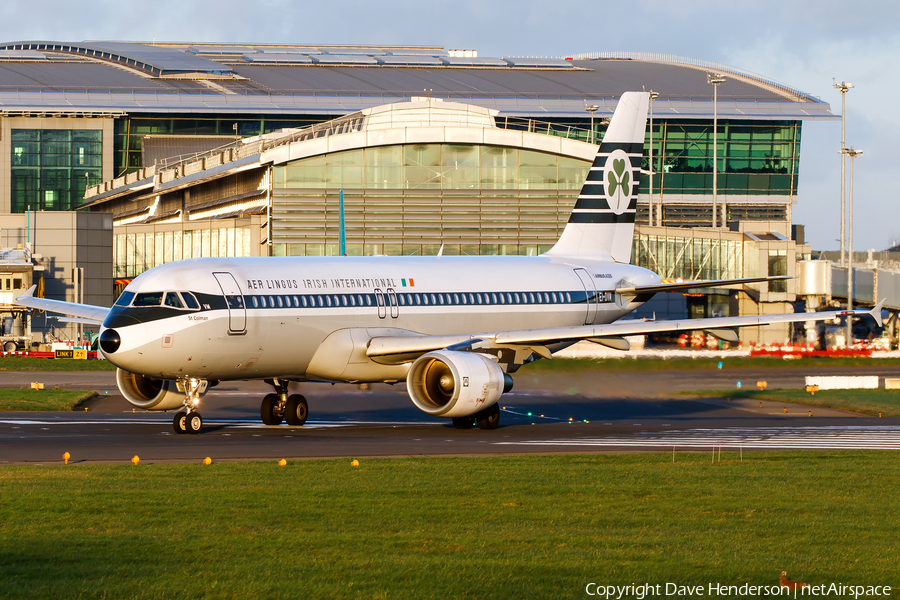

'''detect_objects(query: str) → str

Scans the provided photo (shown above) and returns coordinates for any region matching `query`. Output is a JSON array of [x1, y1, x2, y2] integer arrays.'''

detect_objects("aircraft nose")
[[99, 328, 121, 354]]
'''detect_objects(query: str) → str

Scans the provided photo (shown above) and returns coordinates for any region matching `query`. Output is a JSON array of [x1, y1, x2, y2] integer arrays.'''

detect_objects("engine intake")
[[406, 351, 510, 418], [115, 368, 184, 411]]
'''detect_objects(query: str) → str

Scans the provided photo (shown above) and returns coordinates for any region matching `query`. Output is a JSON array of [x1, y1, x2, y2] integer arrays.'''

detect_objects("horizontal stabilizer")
[[616, 275, 790, 296]]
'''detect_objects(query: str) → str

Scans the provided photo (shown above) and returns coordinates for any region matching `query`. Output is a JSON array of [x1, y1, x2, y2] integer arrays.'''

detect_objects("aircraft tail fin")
[[543, 91, 650, 262]]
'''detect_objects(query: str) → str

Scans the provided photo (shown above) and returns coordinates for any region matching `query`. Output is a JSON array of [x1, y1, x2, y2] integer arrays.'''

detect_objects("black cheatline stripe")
[[568, 212, 636, 224], [573, 197, 610, 210], [573, 195, 638, 211], [597, 141, 644, 154], [580, 183, 605, 195]]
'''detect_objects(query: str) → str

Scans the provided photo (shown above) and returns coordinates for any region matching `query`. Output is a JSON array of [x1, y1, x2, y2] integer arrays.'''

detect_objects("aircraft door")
[[387, 288, 399, 318], [374, 288, 387, 319], [573, 268, 598, 325], [212, 272, 247, 334]]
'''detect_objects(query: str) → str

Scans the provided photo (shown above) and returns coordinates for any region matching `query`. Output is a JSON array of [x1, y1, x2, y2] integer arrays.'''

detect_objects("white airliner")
[[16, 92, 882, 434]]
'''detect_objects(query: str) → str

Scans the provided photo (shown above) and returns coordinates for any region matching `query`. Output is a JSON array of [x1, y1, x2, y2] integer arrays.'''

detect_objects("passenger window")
[[301, 296, 308, 307], [351, 295, 357, 306], [397, 295, 404, 306], [326, 296, 332, 307], [252, 297, 259, 308], [468, 293, 475, 304], [260, 297, 267, 308], [333, 295, 340, 306], [431, 294, 437, 305], [491, 293, 497, 304], [115, 291, 135, 307], [423, 295, 429, 306], [529, 293, 536, 304], [414, 295, 421, 306], [514, 293, 520, 304], [365, 295, 372, 306], [565, 292, 572, 303], [277, 296, 284, 308], [318, 296, 324, 307], [133, 292, 163, 307], [453, 293, 459, 305], [342, 296, 348, 307]]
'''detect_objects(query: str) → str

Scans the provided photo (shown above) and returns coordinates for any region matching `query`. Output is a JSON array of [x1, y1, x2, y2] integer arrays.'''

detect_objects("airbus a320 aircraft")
[[16, 92, 882, 434]]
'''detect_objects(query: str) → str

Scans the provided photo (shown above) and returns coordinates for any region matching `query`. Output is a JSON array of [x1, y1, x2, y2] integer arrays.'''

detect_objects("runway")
[[2, 364, 899, 464]]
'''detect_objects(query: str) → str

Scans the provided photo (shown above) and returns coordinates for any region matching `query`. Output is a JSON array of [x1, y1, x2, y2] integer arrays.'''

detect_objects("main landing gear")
[[261, 379, 308, 426], [452, 403, 500, 430], [173, 378, 206, 434]]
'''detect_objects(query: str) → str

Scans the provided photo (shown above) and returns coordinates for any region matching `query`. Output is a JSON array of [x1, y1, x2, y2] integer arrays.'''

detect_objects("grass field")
[[697, 388, 900, 418], [0, 388, 97, 411], [0, 453, 897, 599], [0, 356, 116, 372]]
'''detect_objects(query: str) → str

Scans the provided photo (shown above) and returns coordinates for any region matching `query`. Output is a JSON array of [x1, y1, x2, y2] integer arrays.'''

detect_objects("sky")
[[1, 0, 897, 251]]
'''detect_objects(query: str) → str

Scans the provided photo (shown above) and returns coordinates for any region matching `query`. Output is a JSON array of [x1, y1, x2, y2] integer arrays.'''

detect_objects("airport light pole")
[[708, 73, 726, 228], [585, 103, 599, 144], [648, 91, 660, 226], [843, 146, 862, 346], [833, 81, 853, 266]]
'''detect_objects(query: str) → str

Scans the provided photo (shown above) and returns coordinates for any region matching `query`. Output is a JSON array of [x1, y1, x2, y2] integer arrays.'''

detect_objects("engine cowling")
[[406, 351, 511, 418], [115, 368, 184, 411]]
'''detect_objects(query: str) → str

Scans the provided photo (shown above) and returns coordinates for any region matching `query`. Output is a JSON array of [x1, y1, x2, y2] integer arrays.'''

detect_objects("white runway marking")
[[495, 426, 900, 450]]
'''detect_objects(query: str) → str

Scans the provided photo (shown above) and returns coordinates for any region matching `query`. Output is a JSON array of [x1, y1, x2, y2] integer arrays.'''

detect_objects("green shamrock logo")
[[607, 158, 630, 202]]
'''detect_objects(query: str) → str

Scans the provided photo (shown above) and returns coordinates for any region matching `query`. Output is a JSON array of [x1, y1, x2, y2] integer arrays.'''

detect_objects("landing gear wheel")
[[173, 411, 188, 434], [261, 393, 283, 426], [3, 341, 16, 353], [452, 416, 475, 429], [186, 412, 203, 434], [285, 394, 308, 426], [476, 404, 500, 430]]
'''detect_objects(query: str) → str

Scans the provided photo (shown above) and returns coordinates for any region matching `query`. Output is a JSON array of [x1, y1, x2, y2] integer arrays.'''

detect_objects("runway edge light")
[[63, 452, 70, 465], [131, 455, 140, 465], [278, 459, 287, 466], [203, 457, 212, 465], [351, 459, 359, 467]]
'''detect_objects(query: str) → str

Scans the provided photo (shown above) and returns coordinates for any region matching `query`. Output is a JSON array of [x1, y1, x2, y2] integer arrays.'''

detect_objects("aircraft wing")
[[615, 275, 789, 295], [14, 285, 109, 324], [366, 301, 884, 363]]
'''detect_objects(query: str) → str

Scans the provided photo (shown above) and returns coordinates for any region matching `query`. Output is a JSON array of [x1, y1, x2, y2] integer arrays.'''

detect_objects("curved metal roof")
[[0, 41, 836, 121]]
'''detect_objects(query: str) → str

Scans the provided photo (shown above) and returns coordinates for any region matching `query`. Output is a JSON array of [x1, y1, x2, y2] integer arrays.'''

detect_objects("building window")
[[10, 129, 103, 213], [768, 250, 788, 293]]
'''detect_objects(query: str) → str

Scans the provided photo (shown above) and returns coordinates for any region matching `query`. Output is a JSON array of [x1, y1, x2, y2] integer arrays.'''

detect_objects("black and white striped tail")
[[544, 92, 649, 262]]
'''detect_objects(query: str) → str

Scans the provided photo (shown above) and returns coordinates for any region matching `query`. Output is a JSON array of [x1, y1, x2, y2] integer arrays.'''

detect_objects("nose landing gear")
[[261, 379, 308, 426], [173, 378, 206, 434]]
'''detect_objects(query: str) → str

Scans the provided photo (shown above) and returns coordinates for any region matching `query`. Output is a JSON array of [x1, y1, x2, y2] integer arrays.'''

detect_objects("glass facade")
[[632, 232, 745, 281], [114, 226, 251, 278], [10, 129, 103, 213], [112, 113, 801, 200], [272, 144, 588, 257], [643, 120, 800, 196], [113, 114, 330, 176]]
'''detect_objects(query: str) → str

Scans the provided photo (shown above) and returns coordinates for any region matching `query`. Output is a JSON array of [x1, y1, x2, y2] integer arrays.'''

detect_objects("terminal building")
[[0, 41, 893, 347]]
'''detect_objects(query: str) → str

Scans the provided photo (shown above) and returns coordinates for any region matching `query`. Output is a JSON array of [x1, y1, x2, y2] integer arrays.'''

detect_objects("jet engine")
[[406, 351, 512, 418], [115, 368, 185, 411]]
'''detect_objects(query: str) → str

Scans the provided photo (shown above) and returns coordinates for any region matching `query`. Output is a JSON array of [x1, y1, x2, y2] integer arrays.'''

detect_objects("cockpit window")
[[182, 293, 200, 309], [133, 292, 164, 307], [115, 291, 135, 307], [164, 292, 184, 309]]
